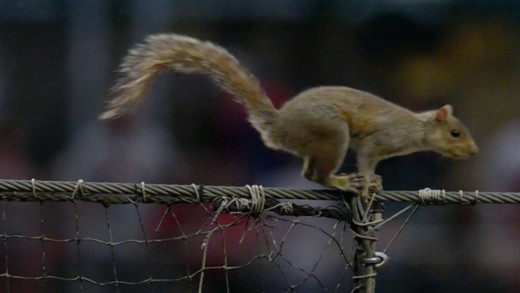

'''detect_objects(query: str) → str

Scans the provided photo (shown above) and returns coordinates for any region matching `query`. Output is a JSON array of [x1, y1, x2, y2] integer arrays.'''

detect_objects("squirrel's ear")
[[434, 104, 453, 122]]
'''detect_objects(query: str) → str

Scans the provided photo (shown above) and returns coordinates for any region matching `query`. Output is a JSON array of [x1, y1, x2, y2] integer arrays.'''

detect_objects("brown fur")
[[100, 34, 479, 196]]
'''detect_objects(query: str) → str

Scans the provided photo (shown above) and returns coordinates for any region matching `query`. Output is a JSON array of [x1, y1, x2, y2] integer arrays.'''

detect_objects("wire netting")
[[2, 179, 520, 292]]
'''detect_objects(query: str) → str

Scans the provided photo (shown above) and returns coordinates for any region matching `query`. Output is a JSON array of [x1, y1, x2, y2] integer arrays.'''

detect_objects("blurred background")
[[1, 0, 520, 292]]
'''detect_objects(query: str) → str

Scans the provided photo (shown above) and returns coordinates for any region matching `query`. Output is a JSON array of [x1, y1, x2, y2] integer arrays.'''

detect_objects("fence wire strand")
[[0, 179, 518, 207]]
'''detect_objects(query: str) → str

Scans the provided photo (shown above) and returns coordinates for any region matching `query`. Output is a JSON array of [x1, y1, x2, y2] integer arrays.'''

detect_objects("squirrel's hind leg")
[[301, 149, 363, 194]]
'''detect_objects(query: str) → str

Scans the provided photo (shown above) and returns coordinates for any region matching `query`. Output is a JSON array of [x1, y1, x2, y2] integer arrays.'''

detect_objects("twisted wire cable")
[[0, 179, 517, 203], [0, 179, 518, 213]]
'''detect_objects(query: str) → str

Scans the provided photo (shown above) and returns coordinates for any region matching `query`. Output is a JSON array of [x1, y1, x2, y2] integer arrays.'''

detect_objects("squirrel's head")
[[423, 105, 479, 159]]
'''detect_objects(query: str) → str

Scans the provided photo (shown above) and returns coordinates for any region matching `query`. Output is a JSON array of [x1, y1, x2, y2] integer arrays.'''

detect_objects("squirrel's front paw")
[[327, 173, 363, 194], [329, 173, 383, 198], [337, 172, 383, 190], [341, 173, 366, 189], [337, 173, 383, 202]]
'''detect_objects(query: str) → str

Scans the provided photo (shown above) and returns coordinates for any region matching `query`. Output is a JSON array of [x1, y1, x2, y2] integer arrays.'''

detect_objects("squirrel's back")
[[278, 86, 414, 139]]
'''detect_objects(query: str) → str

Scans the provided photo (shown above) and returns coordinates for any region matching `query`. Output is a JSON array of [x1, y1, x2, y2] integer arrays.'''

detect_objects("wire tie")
[[279, 202, 293, 214], [418, 188, 446, 204], [245, 185, 265, 215], [31, 178, 37, 198], [459, 190, 469, 205], [192, 183, 201, 202], [210, 197, 229, 225], [71, 179, 84, 200], [141, 182, 147, 202], [266, 202, 294, 215], [455, 189, 480, 206]]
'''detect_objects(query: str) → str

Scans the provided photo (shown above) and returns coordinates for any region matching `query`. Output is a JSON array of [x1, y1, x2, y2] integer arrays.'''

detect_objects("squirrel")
[[100, 33, 479, 199]]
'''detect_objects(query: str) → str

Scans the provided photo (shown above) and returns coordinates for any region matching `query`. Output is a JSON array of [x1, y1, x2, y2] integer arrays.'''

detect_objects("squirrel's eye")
[[450, 129, 461, 138]]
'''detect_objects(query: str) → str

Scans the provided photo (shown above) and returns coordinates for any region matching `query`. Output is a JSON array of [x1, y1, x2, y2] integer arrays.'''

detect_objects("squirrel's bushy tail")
[[100, 34, 278, 138]]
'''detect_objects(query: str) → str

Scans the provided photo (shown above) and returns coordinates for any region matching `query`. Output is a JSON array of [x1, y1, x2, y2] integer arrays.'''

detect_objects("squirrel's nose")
[[468, 142, 479, 156]]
